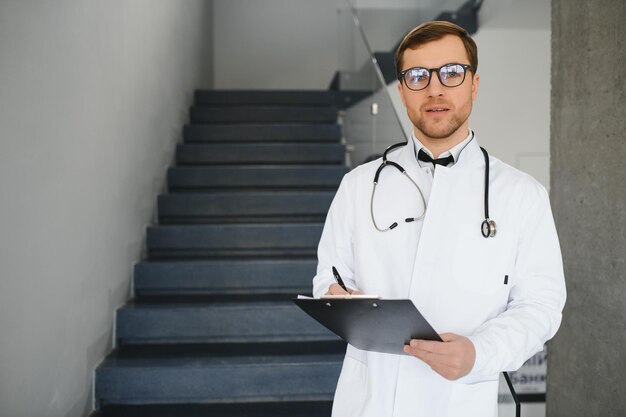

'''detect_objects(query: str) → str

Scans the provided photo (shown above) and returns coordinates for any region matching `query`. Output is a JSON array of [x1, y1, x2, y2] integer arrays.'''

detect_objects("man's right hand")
[[325, 284, 363, 296]]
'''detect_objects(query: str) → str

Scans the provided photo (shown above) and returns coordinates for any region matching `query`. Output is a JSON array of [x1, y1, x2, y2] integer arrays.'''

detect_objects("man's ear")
[[471, 73, 480, 101]]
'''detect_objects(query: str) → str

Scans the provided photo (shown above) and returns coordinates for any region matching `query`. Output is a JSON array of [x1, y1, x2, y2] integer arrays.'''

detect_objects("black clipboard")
[[293, 298, 442, 355]]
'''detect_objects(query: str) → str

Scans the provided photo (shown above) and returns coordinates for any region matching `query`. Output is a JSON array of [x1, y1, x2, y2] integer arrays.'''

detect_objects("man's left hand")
[[403, 333, 476, 381]]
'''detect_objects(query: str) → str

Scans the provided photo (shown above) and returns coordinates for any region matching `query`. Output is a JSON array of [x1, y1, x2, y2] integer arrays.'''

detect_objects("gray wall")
[[212, 0, 465, 90], [547, 1, 626, 416], [0, 1, 213, 416], [213, 0, 339, 90]]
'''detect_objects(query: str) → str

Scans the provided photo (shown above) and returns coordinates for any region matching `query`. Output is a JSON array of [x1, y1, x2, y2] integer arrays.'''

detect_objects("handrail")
[[503, 371, 522, 417], [343, 0, 409, 142]]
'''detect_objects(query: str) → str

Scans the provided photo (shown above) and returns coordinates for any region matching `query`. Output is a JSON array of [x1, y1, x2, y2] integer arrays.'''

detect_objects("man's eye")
[[447, 71, 460, 78]]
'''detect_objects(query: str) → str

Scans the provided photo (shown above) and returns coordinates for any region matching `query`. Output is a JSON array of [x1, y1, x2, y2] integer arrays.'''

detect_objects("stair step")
[[176, 143, 345, 165], [95, 353, 343, 407], [157, 191, 334, 224], [195, 90, 338, 107], [116, 301, 337, 346], [134, 259, 317, 296], [167, 165, 347, 191], [190, 106, 337, 124], [95, 401, 333, 417], [183, 124, 341, 143], [194, 89, 371, 110], [146, 223, 323, 259]]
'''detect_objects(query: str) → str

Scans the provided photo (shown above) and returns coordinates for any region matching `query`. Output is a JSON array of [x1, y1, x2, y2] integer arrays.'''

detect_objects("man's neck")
[[414, 126, 470, 158]]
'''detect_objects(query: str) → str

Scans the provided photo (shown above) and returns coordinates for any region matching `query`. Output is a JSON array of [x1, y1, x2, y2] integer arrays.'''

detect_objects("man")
[[312, 21, 566, 416]]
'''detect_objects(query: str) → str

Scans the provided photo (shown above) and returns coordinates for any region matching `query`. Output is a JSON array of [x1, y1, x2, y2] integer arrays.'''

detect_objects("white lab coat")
[[312, 137, 566, 417]]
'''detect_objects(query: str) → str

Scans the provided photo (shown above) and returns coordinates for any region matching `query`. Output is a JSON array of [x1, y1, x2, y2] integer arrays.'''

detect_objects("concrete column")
[[548, 1, 626, 416]]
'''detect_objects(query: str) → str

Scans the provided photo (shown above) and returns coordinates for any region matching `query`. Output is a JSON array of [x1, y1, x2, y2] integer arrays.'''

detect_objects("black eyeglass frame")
[[397, 63, 474, 91]]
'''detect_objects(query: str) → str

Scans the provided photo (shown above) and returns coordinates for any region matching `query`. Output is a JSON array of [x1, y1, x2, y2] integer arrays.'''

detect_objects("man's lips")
[[425, 106, 450, 113]]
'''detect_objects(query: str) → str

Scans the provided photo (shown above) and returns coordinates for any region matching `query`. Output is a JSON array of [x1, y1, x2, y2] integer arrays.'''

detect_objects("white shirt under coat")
[[312, 132, 566, 417]]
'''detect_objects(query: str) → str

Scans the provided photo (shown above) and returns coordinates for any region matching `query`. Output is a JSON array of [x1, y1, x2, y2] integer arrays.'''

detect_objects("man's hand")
[[325, 283, 363, 295], [403, 333, 476, 381]]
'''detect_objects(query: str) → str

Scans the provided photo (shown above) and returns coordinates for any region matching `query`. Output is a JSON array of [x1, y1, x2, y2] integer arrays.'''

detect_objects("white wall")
[[472, 0, 551, 188], [0, 1, 212, 416]]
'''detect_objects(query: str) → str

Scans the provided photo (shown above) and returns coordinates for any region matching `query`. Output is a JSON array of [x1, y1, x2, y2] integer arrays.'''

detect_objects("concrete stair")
[[94, 90, 349, 415], [156, 191, 334, 224], [167, 165, 347, 191]]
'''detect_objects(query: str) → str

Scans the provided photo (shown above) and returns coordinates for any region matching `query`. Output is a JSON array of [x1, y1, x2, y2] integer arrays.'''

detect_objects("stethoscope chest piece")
[[481, 219, 497, 238]]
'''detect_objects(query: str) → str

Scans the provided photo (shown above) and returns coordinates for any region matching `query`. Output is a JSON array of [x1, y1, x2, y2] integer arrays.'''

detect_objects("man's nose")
[[425, 70, 445, 96]]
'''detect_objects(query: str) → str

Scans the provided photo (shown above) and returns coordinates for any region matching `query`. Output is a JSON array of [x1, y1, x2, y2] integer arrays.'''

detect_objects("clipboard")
[[293, 298, 441, 355]]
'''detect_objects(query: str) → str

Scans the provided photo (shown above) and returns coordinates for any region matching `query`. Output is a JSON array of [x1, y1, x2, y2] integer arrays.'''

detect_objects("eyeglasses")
[[398, 63, 473, 91]]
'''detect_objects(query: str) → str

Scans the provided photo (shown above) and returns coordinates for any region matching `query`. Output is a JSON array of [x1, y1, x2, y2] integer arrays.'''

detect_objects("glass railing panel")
[[337, 1, 411, 168], [342, 79, 408, 167], [352, 0, 468, 51]]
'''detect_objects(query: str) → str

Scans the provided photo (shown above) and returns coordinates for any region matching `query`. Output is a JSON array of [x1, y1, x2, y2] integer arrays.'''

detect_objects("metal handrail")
[[503, 371, 522, 417]]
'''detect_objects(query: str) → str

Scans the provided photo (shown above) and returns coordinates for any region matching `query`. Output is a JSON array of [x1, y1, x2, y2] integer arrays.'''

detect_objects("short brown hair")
[[395, 21, 478, 76]]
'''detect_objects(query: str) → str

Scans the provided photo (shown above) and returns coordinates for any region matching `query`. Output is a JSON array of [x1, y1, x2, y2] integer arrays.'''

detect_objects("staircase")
[[94, 90, 357, 416]]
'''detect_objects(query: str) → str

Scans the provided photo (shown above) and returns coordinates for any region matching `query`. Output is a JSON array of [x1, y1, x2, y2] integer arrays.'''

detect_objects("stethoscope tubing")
[[371, 138, 496, 238]]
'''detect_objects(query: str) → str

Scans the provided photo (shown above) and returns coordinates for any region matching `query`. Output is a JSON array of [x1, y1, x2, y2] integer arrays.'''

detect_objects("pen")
[[332, 266, 349, 292]]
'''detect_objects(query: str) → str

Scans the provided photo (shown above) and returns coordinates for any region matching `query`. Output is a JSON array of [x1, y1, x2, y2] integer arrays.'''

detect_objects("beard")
[[408, 100, 472, 140]]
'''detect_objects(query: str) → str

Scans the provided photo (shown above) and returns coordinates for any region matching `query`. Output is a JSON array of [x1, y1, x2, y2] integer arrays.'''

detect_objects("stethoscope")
[[370, 137, 497, 238]]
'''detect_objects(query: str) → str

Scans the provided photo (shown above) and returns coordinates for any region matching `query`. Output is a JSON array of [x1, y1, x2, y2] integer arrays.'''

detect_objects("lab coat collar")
[[412, 129, 474, 164], [395, 130, 483, 175]]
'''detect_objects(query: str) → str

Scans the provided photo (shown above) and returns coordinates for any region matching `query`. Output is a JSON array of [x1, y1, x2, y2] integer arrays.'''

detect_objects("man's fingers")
[[439, 333, 458, 342], [325, 283, 361, 295], [408, 339, 455, 355], [404, 345, 464, 378], [325, 283, 349, 295], [404, 342, 444, 362], [404, 334, 475, 381]]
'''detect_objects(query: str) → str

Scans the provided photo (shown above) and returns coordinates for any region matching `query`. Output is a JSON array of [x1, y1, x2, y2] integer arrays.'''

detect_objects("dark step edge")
[[167, 187, 341, 193], [174, 161, 345, 166], [131, 292, 311, 303], [156, 216, 327, 225], [94, 400, 333, 417], [109, 341, 346, 358], [98, 394, 336, 408], [147, 251, 318, 260], [116, 335, 342, 347]]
